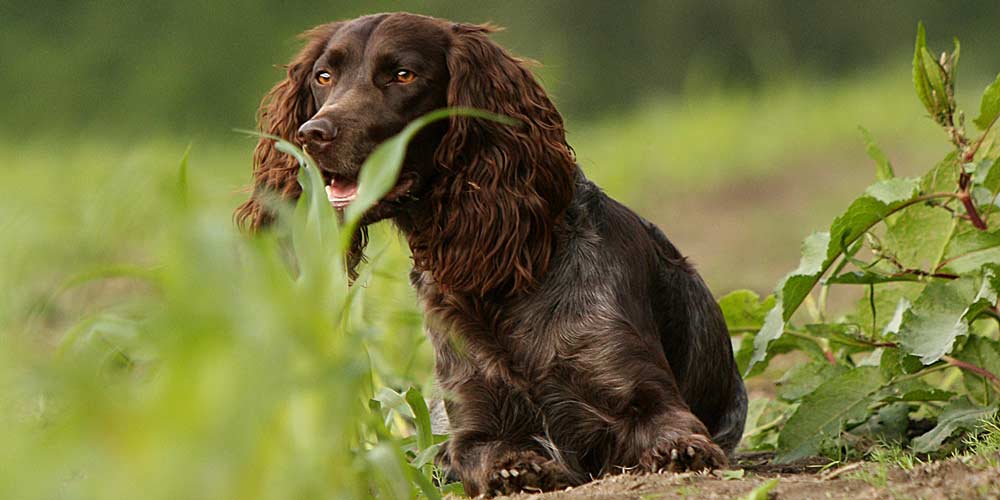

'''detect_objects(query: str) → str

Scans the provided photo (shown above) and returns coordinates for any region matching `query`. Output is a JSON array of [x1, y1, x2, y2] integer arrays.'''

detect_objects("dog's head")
[[236, 13, 577, 295]]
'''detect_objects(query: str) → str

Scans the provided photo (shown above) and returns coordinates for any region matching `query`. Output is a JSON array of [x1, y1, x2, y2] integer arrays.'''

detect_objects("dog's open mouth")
[[324, 174, 358, 209], [323, 171, 417, 211]]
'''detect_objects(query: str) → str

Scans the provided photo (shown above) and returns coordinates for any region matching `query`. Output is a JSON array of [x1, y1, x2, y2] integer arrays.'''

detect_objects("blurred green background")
[[3, 1, 1000, 498], [5, 0, 999, 291]]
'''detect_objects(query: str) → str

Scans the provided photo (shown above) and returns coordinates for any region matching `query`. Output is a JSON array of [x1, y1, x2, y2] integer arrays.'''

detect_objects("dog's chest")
[[412, 267, 624, 387]]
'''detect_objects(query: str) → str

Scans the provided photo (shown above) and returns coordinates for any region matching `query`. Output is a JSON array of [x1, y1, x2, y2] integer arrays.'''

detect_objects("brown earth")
[[491, 452, 1000, 500]]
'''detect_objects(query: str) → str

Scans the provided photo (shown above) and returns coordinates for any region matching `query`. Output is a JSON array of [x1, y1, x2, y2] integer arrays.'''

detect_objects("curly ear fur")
[[234, 23, 340, 232], [412, 23, 577, 296]]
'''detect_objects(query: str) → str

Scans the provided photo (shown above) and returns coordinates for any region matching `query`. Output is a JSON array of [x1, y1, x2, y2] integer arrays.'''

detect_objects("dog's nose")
[[297, 118, 338, 144]]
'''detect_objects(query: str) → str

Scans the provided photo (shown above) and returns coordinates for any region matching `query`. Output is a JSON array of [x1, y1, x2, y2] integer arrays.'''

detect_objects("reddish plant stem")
[[943, 355, 1000, 389], [958, 190, 988, 230]]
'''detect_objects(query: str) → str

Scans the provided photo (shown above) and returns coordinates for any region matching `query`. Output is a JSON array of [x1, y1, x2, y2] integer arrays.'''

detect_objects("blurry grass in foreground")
[[0, 70, 965, 497]]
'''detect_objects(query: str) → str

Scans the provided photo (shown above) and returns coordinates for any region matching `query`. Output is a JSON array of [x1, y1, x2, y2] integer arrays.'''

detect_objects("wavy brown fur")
[[412, 24, 577, 296]]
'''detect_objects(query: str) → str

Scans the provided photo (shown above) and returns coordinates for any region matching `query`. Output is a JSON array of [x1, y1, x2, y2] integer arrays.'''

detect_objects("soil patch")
[[491, 452, 1000, 499]]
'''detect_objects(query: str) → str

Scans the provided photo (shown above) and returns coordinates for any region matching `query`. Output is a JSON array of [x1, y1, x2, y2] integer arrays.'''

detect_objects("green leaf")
[[776, 367, 885, 463], [973, 72, 1000, 131], [848, 402, 911, 443], [719, 290, 775, 332], [858, 127, 895, 181], [366, 442, 413, 499], [373, 387, 415, 420], [826, 271, 923, 285], [776, 361, 848, 402], [897, 277, 978, 364], [912, 22, 935, 115], [912, 397, 998, 453], [953, 336, 1000, 405], [176, 143, 191, 205], [738, 479, 779, 500], [942, 229, 1000, 275], [407, 462, 443, 500], [410, 443, 443, 468], [876, 378, 955, 403], [884, 205, 953, 271], [920, 47, 949, 115], [805, 323, 878, 350], [879, 345, 925, 379], [780, 231, 831, 321], [922, 151, 960, 193], [864, 177, 919, 204], [746, 304, 784, 376], [405, 387, 434, 451], [343, 107, 516, 229], [748, 178, 922, 373]]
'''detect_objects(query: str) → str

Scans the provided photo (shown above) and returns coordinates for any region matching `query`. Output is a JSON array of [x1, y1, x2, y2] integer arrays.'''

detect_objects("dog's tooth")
[[687, 446, 695, 457], [500, 469, 510, 478], [670, 448, 678, 461], [509, 469, 519, 477], [531, 462, 542, 473]]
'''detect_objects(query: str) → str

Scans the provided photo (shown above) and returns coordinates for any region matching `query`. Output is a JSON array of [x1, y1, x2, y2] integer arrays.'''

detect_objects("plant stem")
[[943, 355, 1000, 391]]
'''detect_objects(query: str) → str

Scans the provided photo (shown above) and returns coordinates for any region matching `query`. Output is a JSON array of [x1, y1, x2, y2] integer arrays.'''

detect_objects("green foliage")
[[737, 479, 779, 500], [727, 24, 1000, 462], [0, 109, 504, 498]]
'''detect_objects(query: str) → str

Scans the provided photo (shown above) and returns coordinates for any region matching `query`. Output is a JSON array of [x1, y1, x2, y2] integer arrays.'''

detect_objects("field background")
[[3, 1, 1000, 498]]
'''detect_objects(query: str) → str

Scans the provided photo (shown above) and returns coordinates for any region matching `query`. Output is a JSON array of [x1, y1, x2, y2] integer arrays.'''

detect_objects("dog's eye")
[[393, 69, 416, 84], [315, 71, 333, 86]]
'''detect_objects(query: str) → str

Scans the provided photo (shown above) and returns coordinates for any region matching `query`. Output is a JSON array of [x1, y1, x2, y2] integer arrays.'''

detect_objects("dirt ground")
[[493, 452, 1000, 500]]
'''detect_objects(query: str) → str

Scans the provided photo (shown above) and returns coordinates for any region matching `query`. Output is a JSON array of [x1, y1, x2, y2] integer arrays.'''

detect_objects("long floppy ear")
[[418, 23, 577, 296], [234, 23, 340, 232]]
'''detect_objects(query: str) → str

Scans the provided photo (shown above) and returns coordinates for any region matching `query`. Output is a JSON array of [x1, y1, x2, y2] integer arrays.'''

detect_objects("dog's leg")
[[442, 383, 576, 497], [609, 371, 728, 474]]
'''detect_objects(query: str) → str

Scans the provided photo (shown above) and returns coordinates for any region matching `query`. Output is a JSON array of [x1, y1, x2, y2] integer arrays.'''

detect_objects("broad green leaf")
[[848, 402, 911, 443], [883, 297, 912, 336], [718, 290, 775, 332], [883, 204, 952, 270], [953, 336, 1000, 405], [776, 361, 848, 402], [864, 177, 918, 203], [776, 367, 885, 463], [879, 346, 925, 379], [897, 277, 978, 364], [921, 151, 960, 193], [912, 397, 998, 453], [780, 231, 830, 321], [858, 127, 894, 181], [746, 305, 784, 376], [973, 72, 1000, 131], [876, 378, 955, 403], [941, 229, 1000, 274]]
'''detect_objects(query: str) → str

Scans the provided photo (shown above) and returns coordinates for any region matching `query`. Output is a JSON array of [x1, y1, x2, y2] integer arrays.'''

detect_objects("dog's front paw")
[[485, 450, 569, 496], [640, 433, 727, 473]]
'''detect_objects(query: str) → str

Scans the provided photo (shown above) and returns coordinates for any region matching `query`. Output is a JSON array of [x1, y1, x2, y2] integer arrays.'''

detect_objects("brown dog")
[[236, 12, 746, 497]]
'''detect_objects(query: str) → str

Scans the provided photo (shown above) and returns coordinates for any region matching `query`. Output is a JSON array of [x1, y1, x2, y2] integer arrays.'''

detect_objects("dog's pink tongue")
[[325, 178, 358, 209]]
